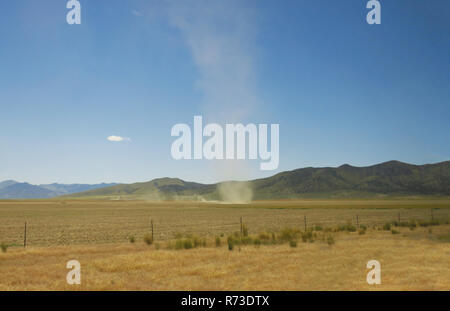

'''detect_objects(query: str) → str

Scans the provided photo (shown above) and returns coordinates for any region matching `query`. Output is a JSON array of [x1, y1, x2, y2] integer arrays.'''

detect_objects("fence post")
[[356, 215, 359, 228], [304, 215, 307, 231], [151, 218, 154, 241], [240, 217, 243, 237], [431, 208, 434, 221], [24, 221, 27, 248]]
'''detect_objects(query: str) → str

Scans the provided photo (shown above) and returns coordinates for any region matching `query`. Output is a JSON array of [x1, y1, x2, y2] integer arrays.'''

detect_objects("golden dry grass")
[[0, 199, 449, 290], [1, 199, 449, 246], [0, 225, 449, 291]]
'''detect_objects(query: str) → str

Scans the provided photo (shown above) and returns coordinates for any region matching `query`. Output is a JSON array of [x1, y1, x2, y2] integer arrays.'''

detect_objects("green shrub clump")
[[326, 235, 335, 246], [143, 235, 153, 245]]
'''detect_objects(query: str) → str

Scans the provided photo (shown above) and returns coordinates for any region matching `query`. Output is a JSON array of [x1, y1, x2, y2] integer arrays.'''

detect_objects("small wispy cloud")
[[131, 9, 142, 17], [107, 135, 130, 142]]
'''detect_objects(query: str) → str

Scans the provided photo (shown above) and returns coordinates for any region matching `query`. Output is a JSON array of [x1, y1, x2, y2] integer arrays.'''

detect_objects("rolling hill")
[[67, 160, 450, 200]]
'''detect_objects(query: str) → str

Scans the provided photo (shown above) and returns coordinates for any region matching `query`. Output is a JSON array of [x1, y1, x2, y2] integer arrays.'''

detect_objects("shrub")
[[337, 224, 356, 232], [1, 243, 7, 253], [241, 236, 253, 245], [326, 235, 335, 246], [129, 236, 135, 243], [314, 225, 323, 231], [215, 236, 221, 247], [228, 239, 234, 251], [391, 229, 400, 234], [397, 221, 410, 227], [183, 239, 194, 249], [289, 240, 297, 248], [358, 229, 366, 235], [360, 224, 367, 231], [175, 239, 183, 250], [254, 238, 261, 247], [193, 235, 202, 248], [383, 223, 392, 231], [258, 233, 271, 240], [242, 224, 249, 237], [280, 228, 297, 242], [143, 235, 153, 245], [347, 225, 357, 232], [301, 231, 313, 243], [418, 219, 441, 227]]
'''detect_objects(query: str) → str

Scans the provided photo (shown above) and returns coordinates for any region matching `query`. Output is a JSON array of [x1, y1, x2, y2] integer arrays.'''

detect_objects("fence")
[[1, 206, 449, 248]]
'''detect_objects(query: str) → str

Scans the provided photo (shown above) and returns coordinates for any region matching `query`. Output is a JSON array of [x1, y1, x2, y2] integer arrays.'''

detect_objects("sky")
[[0, 0, 449, 185]]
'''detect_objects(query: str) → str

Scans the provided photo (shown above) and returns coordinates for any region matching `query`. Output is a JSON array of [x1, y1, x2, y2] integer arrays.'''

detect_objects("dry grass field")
[[0, 199, 449, 290], [0, 199, 449, 246]]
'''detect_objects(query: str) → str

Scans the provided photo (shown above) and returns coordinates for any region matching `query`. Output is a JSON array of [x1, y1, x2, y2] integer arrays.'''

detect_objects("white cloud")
[[107, 135, 130, 142], [131, 9, 142, 17]]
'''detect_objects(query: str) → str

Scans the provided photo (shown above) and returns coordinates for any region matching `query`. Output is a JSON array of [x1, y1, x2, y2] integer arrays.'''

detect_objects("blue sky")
[[0, 0, 449, 184]]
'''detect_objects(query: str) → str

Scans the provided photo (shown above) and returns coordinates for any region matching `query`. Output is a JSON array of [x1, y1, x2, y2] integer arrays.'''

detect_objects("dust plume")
[[218, 181, 253, 204]]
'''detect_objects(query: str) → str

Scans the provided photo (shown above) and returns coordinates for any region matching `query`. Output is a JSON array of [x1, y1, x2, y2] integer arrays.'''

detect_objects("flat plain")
[[0, 199, 449, 290]]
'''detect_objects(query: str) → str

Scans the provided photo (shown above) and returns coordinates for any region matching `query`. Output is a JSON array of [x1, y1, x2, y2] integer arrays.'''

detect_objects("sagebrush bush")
[[258, 233, 271, 240], [143, 235, 153, 245], [193, 235, 202, 248], [183, 239, 193, 249], [383, 223, 392, 231], [337, 224, 356, 232], [175, 239, 183, 250], [301, 231, 314, 243], [289, 240, 297, 248], [1, 243, 7, 253], [241, 236, 253, 245], [391, 229, 400, 235], [228, 238, 234, 251], [215, 236, 221, 247], [326, 235, 335, 246], [129, 236, 135, 243], [242, 224, 249, 237], [280, 228, 298, 242], [314, 225, 323, 231]]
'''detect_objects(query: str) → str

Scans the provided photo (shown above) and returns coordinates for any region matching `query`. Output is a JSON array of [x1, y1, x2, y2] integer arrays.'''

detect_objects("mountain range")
[[65, 160, 450, 200], [0, 181, 118, 199], [2, 160, 449, 200]]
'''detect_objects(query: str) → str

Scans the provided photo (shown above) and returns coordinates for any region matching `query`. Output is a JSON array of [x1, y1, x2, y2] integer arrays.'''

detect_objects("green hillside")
[[67, 160, 450, 200]]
